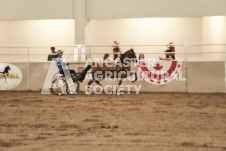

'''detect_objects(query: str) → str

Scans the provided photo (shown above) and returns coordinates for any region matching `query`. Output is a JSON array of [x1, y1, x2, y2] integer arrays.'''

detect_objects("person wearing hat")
[[159, 42, 176, 60], [112, 41, 121, 60], [159, 49, 175, 60], [47, 47, 57, 61], [166, 42, 175, 53], [55, 50, 77, 81]]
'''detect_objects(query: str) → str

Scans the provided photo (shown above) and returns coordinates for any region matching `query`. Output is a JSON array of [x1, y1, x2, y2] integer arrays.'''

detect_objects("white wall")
[[203, 16, 226, 44], [1, 17, 225, 61], [0, 20, 75, 47], [86, 0, 226, 19], [86, 17, 202, 45], [202, 16, 226, 60], [0, 20, 75, 62], [0, 0, 74, 20], [85, 17, 202, 60], [1, 0, 226, 20]]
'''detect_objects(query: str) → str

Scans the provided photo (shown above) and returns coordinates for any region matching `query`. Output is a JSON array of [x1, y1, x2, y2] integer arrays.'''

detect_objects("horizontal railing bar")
[[0, 53, 76, 56], [187, 52, 226, 54], [0, 46, 77, 48], [188, 44, 226, 46], [1, 52, 225, 55], [0, 44, 225, 48], [82, 44, 185, 47]]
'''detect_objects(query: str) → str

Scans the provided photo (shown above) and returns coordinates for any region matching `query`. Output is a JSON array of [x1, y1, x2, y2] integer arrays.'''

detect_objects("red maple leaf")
[[153, 63, 163, 70]]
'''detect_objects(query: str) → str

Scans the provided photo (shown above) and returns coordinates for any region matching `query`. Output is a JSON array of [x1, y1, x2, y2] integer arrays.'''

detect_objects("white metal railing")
[[0, 44, 225, 62], [187, 44, 226, 61], [0, 44, 225, 91]]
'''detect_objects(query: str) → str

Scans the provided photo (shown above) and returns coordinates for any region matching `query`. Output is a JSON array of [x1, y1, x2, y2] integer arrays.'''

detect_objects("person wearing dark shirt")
[[113, 47, 121, 60], [159, 50, 175, 60], [47, 47, 57, 61], [159, 42, 176, 61]]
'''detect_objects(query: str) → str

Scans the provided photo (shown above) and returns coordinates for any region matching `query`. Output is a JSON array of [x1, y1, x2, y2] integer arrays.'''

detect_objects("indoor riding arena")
[[0, 0, 226, 151]]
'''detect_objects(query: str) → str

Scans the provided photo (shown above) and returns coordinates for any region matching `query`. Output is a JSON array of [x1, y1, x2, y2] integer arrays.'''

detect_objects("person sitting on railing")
[[159, 42, 176, 61], [47, 47, 57, 61], [55, 50, 77, 82], [159, 50, 175, 61], [112, 41, 122, 60], [166, 42, 175, 52]]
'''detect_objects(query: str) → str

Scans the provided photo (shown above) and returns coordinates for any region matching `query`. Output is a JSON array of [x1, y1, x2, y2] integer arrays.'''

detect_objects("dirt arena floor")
[[0, 91, 226, 151]]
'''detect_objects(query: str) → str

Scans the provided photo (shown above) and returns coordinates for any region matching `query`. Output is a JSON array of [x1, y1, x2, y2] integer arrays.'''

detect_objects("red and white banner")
[[137, 59, 182, 85]]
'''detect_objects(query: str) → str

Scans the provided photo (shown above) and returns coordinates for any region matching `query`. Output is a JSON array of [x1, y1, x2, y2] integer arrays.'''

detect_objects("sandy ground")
[[0, 91, 226, 151]]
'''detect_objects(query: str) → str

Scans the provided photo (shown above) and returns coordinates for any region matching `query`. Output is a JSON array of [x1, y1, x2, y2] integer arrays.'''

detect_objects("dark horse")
[[81, 49, 138, 94], [0, 66, 11, 83]]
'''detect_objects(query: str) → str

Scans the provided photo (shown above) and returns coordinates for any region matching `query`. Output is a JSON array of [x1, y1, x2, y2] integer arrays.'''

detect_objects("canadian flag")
[[137, 59, 182, 85]]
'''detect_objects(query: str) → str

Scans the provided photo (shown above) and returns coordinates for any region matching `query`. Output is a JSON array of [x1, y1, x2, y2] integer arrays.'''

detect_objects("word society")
[[85, 84, 142, 94]]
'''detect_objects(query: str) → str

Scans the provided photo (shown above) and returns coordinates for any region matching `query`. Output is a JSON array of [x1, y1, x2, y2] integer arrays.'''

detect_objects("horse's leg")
[[85, 67, 100, 94], [95, 72, 104, 86], [128, 71, 137, 82], [87, 79, 94, 88], [116, 69, 136, 95], [86, 72, 95, 94], [94, 73, 105, 93], [95, 79, 103, 87], [117, 79, 123, 95], [116, 69, 127, 95], [94, 80, 104, 93], [86, 80, 94, 94], [132, 72, 137, 82]]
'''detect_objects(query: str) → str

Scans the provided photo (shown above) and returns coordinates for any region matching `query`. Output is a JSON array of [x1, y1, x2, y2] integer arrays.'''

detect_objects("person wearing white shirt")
[[103, 53, 114, 62], [55, 50, 77, 82]]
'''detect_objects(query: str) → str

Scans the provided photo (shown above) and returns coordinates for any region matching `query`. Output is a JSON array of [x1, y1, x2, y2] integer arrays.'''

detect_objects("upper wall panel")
[[86, 0, 226, 19], [0, 0, 74, 20], [1, 0, 226, 20]]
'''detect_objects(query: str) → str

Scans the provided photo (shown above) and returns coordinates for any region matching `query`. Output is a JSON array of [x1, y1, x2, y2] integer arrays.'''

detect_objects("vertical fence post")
[[185, 45, 189, 93], [78, 45, 81, 63], [27, 47, 30, 90], [225, 45, 226, 93]]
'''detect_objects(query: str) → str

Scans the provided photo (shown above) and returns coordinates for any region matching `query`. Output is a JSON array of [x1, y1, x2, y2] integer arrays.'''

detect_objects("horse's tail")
[[78, 62, 94, 82], [132, 72, 137, 82]]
